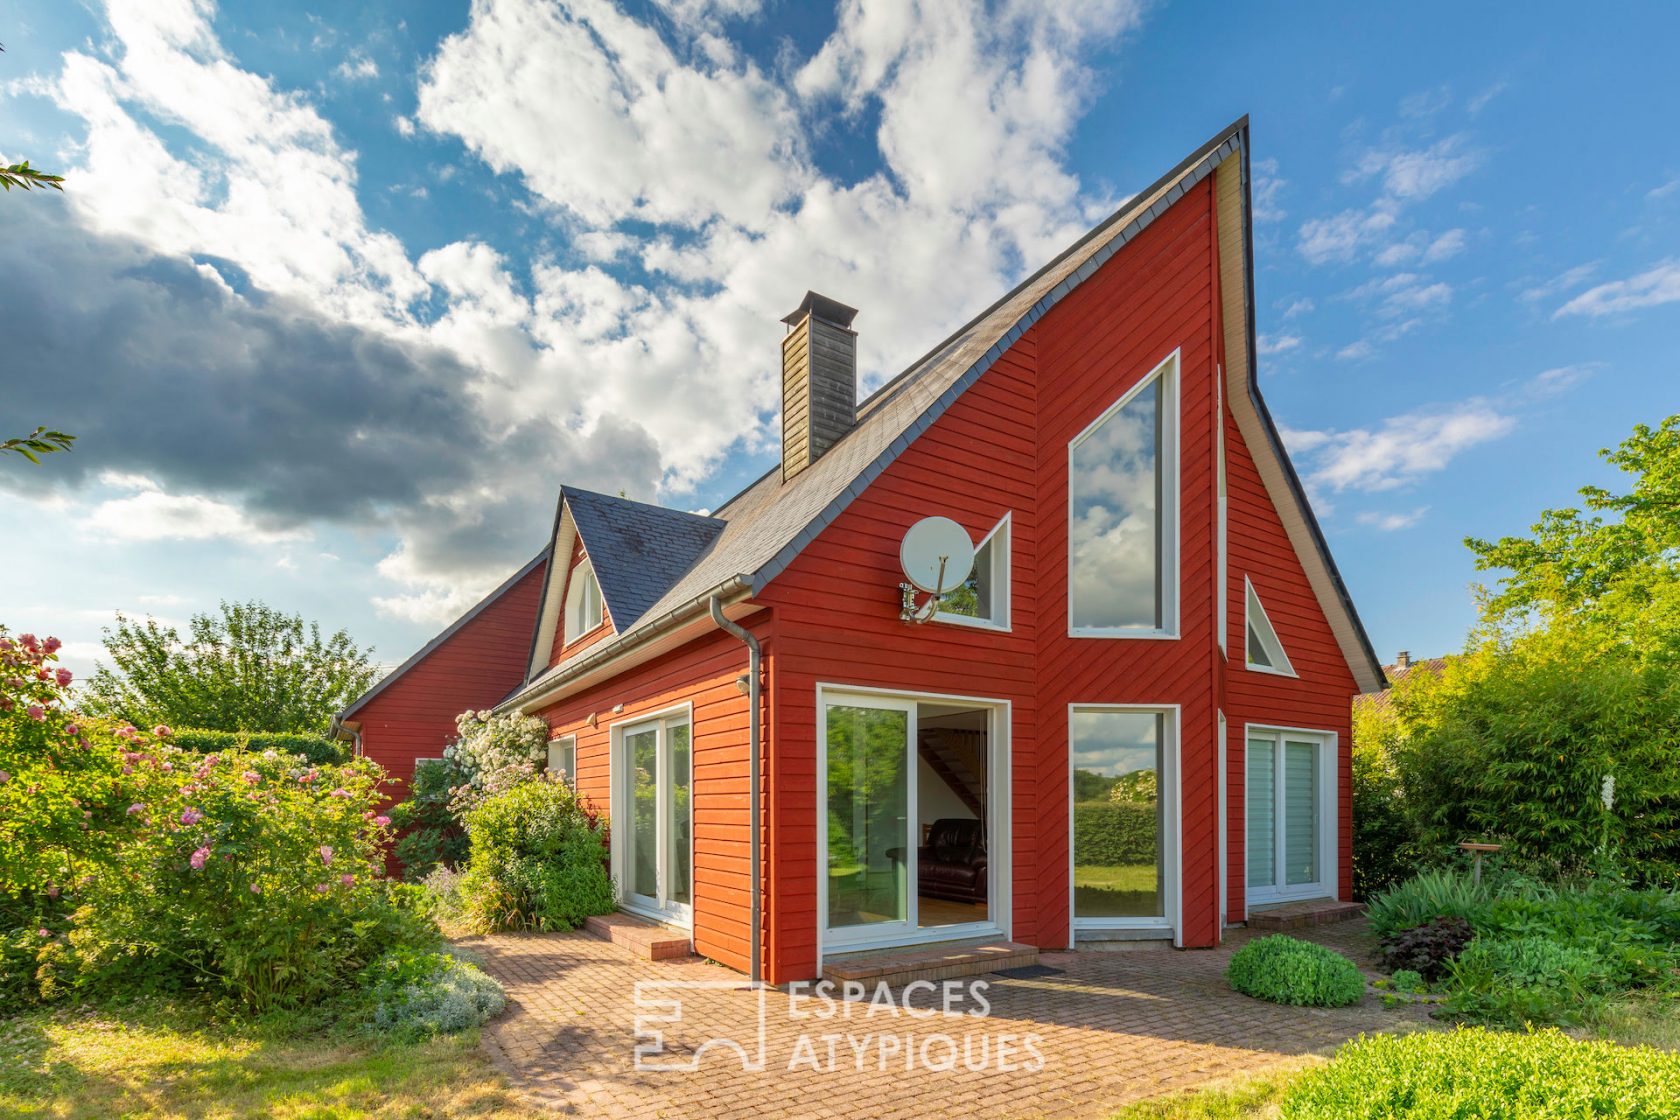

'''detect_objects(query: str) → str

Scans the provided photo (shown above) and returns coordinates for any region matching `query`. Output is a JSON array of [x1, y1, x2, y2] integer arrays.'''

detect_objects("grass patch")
[[0, 1002, 534, 1119], [1108, 1069, 1295, 1118], [1073, 863, 1160, 914]]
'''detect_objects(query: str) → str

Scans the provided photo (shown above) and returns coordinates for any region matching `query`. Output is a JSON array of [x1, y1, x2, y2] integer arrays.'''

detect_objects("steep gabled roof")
[[336, 549, 548, 724], [562, 486, 726, 632], [506, 116, 1386, 710]]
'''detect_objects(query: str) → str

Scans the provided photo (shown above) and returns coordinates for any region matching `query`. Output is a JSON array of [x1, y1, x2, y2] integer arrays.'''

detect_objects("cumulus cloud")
[[85, 474, 309, 543], [1356, 507, 1429, 531], [24, 0, 1157, 621], [1554, 260, 1680, 318], [1257, 333, 1301, 356], [1284, 403, 1515, 495]]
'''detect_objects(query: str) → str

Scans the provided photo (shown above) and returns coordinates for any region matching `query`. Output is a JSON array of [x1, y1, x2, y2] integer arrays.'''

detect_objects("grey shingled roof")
[[562, 486, 726, 632], [504, 119, 1248, 709]]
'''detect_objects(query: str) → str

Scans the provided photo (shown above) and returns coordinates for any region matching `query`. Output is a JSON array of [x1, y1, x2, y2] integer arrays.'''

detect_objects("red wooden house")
[[337, 119, 1386, 984]]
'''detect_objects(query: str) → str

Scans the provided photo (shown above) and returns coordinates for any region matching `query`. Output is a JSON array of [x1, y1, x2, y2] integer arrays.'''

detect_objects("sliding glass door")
[[1070, 708, 1175, 931], [619, 713, 691, 923], [822, 696, 915, 945], [1246, 729, 1330, 904]]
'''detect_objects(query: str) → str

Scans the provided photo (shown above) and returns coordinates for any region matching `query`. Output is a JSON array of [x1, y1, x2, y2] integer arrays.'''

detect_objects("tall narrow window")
[[546, 735, 576, 787], [936, 514, 1010, 629], [563, 561, 604, 644], [1070, 707, 1175, 927], [1245, 578, 1295, 676], [1068, 353, 1178, 635]]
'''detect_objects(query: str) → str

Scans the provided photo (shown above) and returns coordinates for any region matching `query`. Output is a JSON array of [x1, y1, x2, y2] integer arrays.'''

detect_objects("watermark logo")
[[633, 981, 769, 1071], [631, 979, 1044, 1074]]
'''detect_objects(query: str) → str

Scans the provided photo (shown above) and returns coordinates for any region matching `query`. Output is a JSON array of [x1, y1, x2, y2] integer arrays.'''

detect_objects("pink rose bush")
[[1, 626, 437, 1010]]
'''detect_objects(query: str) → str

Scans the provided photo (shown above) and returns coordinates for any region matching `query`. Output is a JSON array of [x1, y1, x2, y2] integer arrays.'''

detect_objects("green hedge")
[[169, 728, 348, 766], [1282, 1028, 1680, 1118], [1227, 934, 1366, 1007], [1071, 800, 1157, 865]]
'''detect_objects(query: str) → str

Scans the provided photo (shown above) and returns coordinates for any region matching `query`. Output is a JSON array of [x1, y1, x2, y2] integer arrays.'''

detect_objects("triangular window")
[[564, 561, 605, 645], [1245, 578, 1295, 676]]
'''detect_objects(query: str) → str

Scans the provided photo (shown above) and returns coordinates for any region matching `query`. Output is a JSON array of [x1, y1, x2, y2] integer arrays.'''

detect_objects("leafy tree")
[[1467, 414, 1680, 660], [82, 601, 377, 735], [0, 427, 75, 463]]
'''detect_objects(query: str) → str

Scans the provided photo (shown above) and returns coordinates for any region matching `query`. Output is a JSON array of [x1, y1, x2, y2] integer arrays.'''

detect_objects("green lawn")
[[1073, 862, 1161, 915], [0, 1004, 535, 1119]]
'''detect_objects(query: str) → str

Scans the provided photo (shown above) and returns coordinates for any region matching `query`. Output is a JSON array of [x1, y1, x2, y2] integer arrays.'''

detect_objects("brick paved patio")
[[462, 920, 1429, 1119]]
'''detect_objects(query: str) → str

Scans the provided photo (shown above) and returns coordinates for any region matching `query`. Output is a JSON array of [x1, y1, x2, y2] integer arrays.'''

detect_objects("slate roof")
[[562, 486, 726, 632], [504, 119, 1251, 709]]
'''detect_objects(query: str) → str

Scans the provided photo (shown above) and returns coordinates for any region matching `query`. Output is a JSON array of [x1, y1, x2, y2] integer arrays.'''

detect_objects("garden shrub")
[[0, 627, 442, 1010], [1379, 915, 1473, 981], [356, 945, 505, 1041], [1282, 1028, 1680, 1119], [442, 709, 550, 816], [1070, 801, 1157, 866], [1444, 935, 1612, 1027], [390, 758, 470, 879], [1226, 935, 1366, 1008], [458, 776, 614, 933], [1366, 867, 1491, 938], [168, 728, 349, 765], [1350, 699, 1416, 899]]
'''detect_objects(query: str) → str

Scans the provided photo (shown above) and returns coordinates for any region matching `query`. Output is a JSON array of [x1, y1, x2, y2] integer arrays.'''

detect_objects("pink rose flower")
[[340, 873, 354, 886], [241, 771, 260, 785], [43, 637, 61, 653], [26, 704, 46, 721], [315, 883, 329, 893], [329, 788, 351, 799], [127, 804, 146, 815], [373, 815, 392, 828], [250, 883, 262, 894], [19, 634, 38, 650], [64, 722, 78, 735], [189, 846, 210, 870], [318, 845, 333, 867], [117, 725, 138, 740], [180, 808, 204, 826], [153, 725, 172, 738], [56, 668, 73, 687], [0, 771, 10, 784], [37, 928, 50, 938]]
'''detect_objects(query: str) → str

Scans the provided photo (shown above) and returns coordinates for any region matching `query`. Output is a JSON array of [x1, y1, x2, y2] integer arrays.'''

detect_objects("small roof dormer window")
[[564, 560, 604, 645]]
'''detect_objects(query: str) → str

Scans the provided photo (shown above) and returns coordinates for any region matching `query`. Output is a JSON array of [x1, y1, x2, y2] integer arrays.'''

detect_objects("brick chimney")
[[780, 291, 858, 481], [1395, 650, 1411, 670]]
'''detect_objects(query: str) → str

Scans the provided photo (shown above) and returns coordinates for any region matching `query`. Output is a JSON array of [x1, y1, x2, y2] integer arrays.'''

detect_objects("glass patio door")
[[821, 695, 916, 947], [1246, 730, 1327, 904], [621, 714, 691, 923]]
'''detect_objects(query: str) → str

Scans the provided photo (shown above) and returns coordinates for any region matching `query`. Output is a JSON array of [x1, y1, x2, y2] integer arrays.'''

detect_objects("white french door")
[[616, 711, 692, 926], [819, 694, 918, 949], [1245, 728, 1334, 906]]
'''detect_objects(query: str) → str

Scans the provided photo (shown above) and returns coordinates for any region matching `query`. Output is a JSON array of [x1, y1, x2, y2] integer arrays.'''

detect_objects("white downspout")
[[709, 595, 762, 987]]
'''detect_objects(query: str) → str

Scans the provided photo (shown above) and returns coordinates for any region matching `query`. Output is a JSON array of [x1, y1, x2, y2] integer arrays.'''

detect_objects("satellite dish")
[[899, 516, 975, 594]]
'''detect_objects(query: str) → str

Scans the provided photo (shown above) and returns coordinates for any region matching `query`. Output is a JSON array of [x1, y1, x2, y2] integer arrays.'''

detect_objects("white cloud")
[[1356, 507, 1428, 531], [1346, 272, 1452, 318], [85, 475, 308, 543], [1645, 176, 1679, 200], [334, 50, 379, 82], [1252, 157, 1286, 222], [1345, 134, 1482, 202], [1279, 296, 1314, 319], [1554, 260, 1680, 318], [1519, 262, 1597, 303], [1529, 364, 1595, 397], [1286, 403, 1515, 495], [1298, 202, 1399, 265], [393, 114, 415, 137], [1422, 228, 1466, 263], [1257, 333, 1301, 355]]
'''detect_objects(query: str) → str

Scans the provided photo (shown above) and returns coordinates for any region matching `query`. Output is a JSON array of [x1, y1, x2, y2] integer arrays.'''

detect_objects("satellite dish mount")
[[897, 516, 976, 624]]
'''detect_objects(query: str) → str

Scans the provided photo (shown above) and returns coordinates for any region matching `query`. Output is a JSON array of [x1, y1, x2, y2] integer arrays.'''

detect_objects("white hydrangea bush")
[[443, 709, 550, 816]]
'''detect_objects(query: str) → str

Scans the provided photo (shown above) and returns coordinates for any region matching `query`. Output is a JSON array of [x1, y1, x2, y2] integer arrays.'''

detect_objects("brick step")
[[583, 911, 695, 961], [823, 938, 1038, 987], [1248, 898, 1366, 931]]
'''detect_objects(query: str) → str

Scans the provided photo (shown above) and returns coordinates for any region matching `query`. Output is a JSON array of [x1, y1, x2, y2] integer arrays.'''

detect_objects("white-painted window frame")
[[814, 683, 1012, 963], [546, 734, 577, 787], [933, 512, 1012, 632], [563, 559, 605, 646], [609, 702, 694, 929], [1066, 703, 1183, 945], [1243, 723, 1338, 908], [1216, 367, 1228, 657], [1244, 576, 1297, 677], [1067, 349, 1182, 640]]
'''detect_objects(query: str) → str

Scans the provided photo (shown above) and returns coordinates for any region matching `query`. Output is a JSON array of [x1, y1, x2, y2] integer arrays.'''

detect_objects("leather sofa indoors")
[[916, 818, 987, 903]]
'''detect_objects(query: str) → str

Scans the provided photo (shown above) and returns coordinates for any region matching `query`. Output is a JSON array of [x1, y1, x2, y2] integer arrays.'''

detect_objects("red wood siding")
[[533, 622, 768, 973], [1220, 404, 1359, 920], [354, 560, 548, 795]]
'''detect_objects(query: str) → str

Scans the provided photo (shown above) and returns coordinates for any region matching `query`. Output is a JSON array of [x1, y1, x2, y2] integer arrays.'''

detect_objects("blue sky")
[[2, 0, 1676, 683]]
